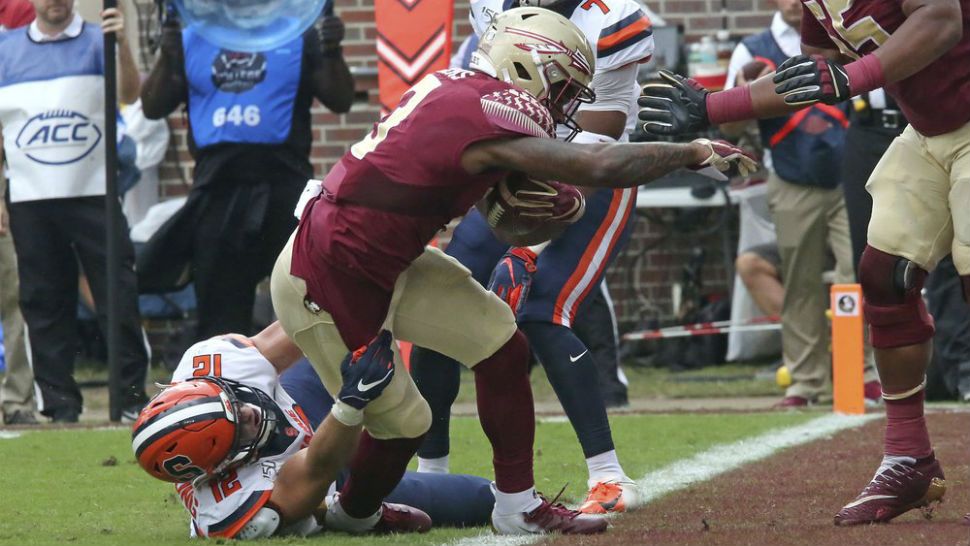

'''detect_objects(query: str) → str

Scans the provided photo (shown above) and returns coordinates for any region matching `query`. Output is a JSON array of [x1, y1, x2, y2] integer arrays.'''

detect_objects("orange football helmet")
[[131, 377, 277, 483]]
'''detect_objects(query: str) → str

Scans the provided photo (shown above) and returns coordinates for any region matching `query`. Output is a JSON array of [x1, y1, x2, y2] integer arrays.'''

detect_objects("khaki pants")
[[867, 122, 970, 274], [0, 230, 34, 415], [768, 173, 877, 400], [271, 234, 517, 439]]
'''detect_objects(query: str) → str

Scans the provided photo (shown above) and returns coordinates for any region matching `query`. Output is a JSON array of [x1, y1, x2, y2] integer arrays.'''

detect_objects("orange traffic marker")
[[831, 284, 865, 414]]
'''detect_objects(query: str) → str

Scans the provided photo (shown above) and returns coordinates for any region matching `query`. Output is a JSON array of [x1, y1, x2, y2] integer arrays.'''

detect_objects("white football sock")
[[324, 494, 381, 533], [491, 483, 543, 515], [416, 455, 449, 474], [586, 450, 626, 487]]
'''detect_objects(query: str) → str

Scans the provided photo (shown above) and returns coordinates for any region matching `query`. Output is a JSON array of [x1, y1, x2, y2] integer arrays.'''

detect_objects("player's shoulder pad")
[[573, 0, 654, 71], [171, 336, 276, 390], [480, 83, 556, 139]]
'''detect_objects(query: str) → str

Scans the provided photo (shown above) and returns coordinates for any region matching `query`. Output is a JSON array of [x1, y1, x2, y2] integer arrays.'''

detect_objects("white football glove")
[[689, 138, 759, 178]]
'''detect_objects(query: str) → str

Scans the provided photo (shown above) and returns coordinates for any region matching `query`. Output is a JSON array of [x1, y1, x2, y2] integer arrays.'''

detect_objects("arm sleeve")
[[723, 42, 753, 91], [577, 62, 638, 113], [800, 5, 839, 50]]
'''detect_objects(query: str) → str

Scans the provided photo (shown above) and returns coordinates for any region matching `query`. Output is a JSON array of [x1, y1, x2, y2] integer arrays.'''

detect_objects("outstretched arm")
[[269, 414, 362, 527], [462, 137, 754, 189], [261, 331, 397, 527], [250, 322, 305, 374], [641, 0, 962, 135]]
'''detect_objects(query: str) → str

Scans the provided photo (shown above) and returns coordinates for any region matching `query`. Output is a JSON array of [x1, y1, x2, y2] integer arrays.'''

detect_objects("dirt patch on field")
[[547, 411, 970, 546]]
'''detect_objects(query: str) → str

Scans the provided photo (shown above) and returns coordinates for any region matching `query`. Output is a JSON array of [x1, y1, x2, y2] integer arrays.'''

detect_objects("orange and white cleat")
[[578, 479, 640, 514]]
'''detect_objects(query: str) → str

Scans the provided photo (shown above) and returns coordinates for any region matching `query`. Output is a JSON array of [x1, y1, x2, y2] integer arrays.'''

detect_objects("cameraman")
[[139, 3, 353, 339]]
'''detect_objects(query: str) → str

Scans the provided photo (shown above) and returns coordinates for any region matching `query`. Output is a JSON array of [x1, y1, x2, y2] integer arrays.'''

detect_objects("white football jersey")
[[170, 337, 315, 538], [471, 0, 654, 73], [470, 0, 654, 133]]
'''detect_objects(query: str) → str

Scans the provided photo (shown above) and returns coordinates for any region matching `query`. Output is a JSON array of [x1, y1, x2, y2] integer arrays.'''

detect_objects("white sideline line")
[[0, 431, 23, 439], [446, 413, 880, 546]]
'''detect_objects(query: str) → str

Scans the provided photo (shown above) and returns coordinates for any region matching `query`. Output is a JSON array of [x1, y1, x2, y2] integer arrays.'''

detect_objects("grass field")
[[0, 411, 817, 546]]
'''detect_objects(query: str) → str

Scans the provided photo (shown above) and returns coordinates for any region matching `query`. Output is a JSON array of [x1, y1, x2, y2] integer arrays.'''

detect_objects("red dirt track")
[[547, 411, 970, 546]]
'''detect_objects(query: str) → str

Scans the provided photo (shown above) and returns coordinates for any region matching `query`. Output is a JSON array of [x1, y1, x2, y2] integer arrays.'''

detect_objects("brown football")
[[482, 172, 584, 247]]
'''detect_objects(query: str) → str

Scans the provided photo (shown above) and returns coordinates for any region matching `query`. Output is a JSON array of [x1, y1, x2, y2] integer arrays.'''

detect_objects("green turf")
[[0, 411, 813, 546]]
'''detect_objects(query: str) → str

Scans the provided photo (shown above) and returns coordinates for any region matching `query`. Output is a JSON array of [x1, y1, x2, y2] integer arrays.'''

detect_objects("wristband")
[[331, 400, 363, 427], [707, 85, 756, 125], [844, 54, 886, 97]]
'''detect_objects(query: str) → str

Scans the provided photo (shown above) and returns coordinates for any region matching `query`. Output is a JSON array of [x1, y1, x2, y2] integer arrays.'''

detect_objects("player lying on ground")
[[270, 7, 756, 536], [411, 0, 658, 516], [639, 0, 967, 526], [131, 324, 490, 538]]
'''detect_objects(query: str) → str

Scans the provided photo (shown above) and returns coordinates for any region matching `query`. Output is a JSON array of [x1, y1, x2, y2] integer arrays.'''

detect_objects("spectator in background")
[[0, 0, 36, 425], [119, 99, 170, 229], [720, 0, 879, 407], [138, 7, 354, 340], [735, 243, 782, 318], [0, 0, 149, 422]]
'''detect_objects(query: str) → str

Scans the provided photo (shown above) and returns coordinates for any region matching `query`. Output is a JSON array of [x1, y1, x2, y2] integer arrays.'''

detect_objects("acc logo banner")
[[15, 110, 102, 165]]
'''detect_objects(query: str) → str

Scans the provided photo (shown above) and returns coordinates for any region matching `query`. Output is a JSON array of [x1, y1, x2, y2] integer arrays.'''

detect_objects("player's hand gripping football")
[[773, 54, 850, 106], [332, 330, 395, 426], [638, 70, 712, 136], [689, 139, 758, 178], [488, 247, 538, 316]]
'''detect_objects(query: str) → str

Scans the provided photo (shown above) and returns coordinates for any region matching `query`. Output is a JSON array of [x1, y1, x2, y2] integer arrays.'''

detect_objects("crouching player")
[[131, 323, 493, 538]]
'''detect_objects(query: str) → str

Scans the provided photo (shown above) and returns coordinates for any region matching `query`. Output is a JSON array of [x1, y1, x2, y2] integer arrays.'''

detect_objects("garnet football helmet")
[[472, 7, 596, 138], [131, 377, 277, 483]]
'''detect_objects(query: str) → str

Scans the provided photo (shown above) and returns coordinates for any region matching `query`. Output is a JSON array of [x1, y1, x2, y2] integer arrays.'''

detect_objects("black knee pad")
[[859, 246, 934, 348]]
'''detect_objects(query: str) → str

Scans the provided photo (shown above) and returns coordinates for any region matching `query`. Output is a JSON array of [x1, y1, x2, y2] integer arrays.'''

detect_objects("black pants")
[[573, 281, 628, 406], [8, 196, 147, 414], [190, 173, 303, 339]]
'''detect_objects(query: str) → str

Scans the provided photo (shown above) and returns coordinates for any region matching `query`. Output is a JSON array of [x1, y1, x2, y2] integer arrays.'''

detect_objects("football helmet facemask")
[[472, 7, 596, 139], [131, 377, 277, 484]]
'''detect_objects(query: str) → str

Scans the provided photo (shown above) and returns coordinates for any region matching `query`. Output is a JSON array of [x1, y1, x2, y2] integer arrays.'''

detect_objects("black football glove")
[[336, 330, 395, 412], [638, 70, 712, 136], [773, 54, 851, 106]]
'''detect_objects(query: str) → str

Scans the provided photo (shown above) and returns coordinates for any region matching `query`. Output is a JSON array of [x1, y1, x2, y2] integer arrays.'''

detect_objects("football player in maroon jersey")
[[270, 7, 755, 536], [640, 0, 968, 527]]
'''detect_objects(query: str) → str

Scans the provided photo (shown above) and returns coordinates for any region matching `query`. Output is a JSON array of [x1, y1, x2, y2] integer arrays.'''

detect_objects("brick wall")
[[138, 0, 770, 329]]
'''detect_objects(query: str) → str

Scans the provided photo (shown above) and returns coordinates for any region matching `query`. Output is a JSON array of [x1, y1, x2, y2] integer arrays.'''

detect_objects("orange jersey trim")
[[598, 15, 651, 52]]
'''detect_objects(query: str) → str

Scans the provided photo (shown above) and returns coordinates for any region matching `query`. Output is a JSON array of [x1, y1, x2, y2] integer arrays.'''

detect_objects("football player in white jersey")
[[411, 0, 655, 515], [131, 325, 434, 539]]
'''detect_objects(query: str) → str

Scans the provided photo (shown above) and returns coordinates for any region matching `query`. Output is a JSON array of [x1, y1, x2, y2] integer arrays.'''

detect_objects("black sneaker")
[[49, 406, 80, 423], [3, 410, 39, 425], [121, 391, 149, 423]]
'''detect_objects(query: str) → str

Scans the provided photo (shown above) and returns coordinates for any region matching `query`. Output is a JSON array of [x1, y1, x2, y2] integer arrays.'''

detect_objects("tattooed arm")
[[461, 137, 709, 189]]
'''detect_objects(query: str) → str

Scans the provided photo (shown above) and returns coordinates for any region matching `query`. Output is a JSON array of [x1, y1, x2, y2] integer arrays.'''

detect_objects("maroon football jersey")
[[290, 68, 555, 348], [800, 0, 970, 136]]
